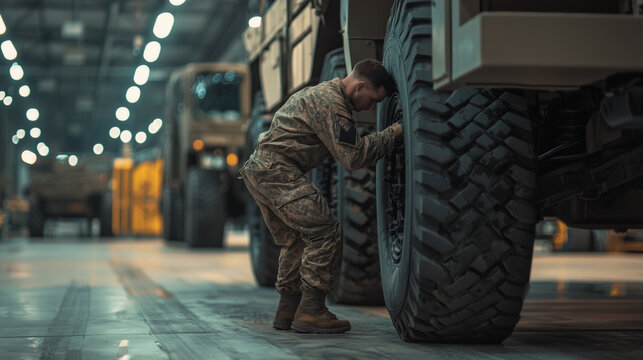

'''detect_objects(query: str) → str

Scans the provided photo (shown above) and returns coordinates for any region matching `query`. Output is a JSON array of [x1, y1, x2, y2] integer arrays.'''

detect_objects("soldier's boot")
[[273, 293, 302, 330], [291, 289, 351, 334]]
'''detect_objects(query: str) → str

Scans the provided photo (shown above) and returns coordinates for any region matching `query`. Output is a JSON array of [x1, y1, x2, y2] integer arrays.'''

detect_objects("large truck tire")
[[162, 185, 184, 241], [376, 0, 537, 342], [28, 197, 45, 237], [99, 191, 113, 237], [248, 197, 279, 286], [247, 92, 280, 286], [332, 165, 384, 305], [184, 168, 226, 247], [310, 48, 384, 305]]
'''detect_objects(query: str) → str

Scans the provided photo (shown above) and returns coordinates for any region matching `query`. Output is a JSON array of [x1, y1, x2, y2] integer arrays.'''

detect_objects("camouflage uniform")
[[240, 78, 397, 295]]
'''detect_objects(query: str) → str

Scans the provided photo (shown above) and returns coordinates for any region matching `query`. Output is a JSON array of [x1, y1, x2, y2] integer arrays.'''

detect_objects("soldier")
[[240, 59, 403, 334]]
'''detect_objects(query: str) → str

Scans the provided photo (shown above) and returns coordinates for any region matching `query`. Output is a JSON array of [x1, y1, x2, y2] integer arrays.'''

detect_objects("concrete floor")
[[1, 226, 642, 359]]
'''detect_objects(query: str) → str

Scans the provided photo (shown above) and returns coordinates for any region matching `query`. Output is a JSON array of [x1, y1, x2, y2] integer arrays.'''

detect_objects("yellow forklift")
[[110, 146, 163, 237]]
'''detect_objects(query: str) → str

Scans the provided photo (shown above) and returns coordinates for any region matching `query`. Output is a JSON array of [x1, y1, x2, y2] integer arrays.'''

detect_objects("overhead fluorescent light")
[[62, 21, 84, 39], [1, 40, 17, 60], [0, 14, 6, 35], [153, 12, 174, 39]]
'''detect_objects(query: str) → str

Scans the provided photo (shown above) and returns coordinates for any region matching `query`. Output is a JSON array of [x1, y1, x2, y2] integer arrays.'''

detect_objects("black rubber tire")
[[248, 197, 280, 286], [247, 92, 280, 286], [377, 0, 537, 342], [308, 48, 384, 305], [311, 157, 337, 210], [162, 185, 184, 241], [28, 197, 45, 237], [184, 168, 226, 247], [331, 164, 384, 305], [99, 192, 113, 237]]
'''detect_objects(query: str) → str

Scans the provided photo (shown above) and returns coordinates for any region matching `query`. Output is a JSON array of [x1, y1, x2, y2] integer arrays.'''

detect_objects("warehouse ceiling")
[[0, 0, 254, 156]]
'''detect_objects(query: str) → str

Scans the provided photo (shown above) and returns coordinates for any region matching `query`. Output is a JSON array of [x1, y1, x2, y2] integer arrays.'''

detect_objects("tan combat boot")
[[273, 293, 302, 330], [291, 289, 351, 334]]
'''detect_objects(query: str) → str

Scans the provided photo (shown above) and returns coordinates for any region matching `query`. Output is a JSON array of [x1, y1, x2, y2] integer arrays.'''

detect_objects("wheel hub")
[[384, 93, 405, 264]]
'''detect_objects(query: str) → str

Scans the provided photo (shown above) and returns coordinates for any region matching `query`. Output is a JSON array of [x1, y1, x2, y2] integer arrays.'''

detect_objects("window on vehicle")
[[191, 71, 242, 121]]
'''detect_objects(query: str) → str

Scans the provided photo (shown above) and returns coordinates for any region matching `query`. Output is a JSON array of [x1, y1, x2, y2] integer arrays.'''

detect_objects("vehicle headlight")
[[200, 155, 225, 170]]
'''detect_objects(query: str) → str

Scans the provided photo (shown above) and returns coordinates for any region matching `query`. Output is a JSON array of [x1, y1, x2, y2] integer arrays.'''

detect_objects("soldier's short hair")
[[353, 59, 396, 96]]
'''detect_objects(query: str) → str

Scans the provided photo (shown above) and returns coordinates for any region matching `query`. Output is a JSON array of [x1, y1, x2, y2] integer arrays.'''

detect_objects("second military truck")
[[161, 63, 250, 247]]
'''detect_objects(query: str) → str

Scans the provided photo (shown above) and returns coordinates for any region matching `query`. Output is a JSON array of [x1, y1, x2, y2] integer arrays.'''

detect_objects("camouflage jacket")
[[255, 78, 397, 173]]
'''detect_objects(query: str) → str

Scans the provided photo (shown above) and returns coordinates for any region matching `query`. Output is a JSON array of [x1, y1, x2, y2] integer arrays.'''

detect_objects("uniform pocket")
[[243, 156, 283, 184], [274, 185, 317, 208], [280, 166, 303, 183]]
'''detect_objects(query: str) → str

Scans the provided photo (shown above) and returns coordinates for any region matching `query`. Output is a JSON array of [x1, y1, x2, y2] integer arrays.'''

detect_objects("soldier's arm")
[[314, 108, 399, 170]]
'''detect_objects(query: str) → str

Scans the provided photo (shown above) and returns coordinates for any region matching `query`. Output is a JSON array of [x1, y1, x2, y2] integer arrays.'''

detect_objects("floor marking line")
[[38, 282, 91, 360]]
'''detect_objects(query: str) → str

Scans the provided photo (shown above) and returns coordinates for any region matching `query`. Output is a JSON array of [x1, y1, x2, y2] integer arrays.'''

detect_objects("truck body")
[[161, 63, 251, 247], [27, 155, 113, 237], [242, 0, 643, 342]]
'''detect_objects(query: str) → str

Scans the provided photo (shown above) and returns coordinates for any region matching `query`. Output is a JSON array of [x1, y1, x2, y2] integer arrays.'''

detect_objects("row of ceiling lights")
[[106, 1, 191, 151], [0, 13, 48, 165], [4, 0, 187, 167]]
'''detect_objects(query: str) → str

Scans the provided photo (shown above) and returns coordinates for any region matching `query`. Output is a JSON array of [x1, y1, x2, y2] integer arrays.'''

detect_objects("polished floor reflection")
[[0, 229, 642, 359]]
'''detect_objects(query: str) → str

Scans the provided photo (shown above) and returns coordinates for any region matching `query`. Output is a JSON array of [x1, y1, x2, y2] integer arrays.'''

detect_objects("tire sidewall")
[[377, 33, 413, 315]]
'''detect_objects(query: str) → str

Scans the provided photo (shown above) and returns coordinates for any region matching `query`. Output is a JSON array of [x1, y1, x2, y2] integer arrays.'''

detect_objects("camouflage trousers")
[[240, 150, 342, 295]]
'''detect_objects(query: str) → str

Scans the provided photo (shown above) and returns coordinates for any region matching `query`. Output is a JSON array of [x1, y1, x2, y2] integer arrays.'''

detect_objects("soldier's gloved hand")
[[391, 122, 403, 138], [391, 122, 404, 147]]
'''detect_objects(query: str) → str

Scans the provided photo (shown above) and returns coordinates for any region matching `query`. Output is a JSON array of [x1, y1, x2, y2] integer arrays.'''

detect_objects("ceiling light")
[[1, 40, 17, 60], [133, 65, 150, 85], [126, 86, 141, 103], [153, 12, 174, 39], [19, 85, 30, 97], [169, 0, 186, 6], [148, 118, 163, 134], [115, 106, 130, 121], [120, 130, 132, 143], [61, 21, 84, 39], [93, 143, 104, 155], [30, 127, 41, 138], [135, 131, 147, 144], [143, 41, 161, 63], [109, 126, 121, 139], [26, 108, 39, 121], [3, 96, 12, 106], [68, 155, 78, 167], [21, 150, 37, 165], [249, 16, 262, 28], [10, 63, 24, 80], [12, 135, 19, 144], [0, 91, 4, 100], [16, 129, 25, 139], [0, 14, 6, 35], [37, 142, 49, 156]]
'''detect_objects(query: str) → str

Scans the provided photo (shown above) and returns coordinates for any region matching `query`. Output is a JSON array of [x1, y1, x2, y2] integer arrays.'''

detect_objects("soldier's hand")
[[391, 122, 403, 140]]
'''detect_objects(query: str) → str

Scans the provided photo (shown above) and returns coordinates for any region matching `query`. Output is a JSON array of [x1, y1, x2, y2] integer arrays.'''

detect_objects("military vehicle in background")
[[243, 0, 643, 342], [27, 155, 113, 237], [0, 195, 30, 237], [161, 63, 250, 247]]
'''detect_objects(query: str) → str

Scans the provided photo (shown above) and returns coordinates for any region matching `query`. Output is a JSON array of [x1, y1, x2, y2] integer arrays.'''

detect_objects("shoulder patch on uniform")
[[337, 116, 357, 145]]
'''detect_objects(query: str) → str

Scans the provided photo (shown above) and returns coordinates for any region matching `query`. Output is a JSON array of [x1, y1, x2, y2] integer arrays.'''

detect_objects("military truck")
[[27, 155, 113, 237], [161, 63, 250, 247], [243, 0, 643, 342]]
